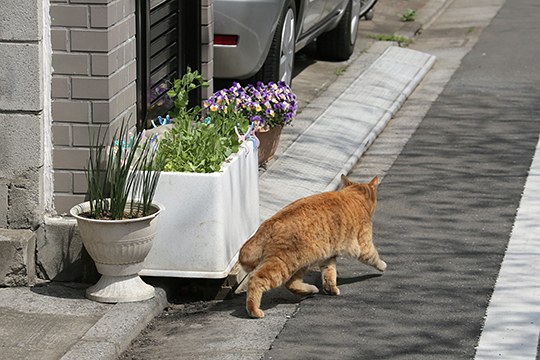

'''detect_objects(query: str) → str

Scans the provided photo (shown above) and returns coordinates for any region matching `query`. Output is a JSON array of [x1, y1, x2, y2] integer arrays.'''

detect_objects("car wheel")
[[250, 0, 296, 85], [317, 0, 360, 61]]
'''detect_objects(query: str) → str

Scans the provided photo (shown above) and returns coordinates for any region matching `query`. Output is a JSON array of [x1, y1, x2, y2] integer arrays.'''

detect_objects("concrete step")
[[0, 229, 36, 286]]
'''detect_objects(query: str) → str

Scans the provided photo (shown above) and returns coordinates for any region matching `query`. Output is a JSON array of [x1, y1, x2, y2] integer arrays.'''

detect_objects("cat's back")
[[261, 190, 370, 242], [272, 189, 367, 222]]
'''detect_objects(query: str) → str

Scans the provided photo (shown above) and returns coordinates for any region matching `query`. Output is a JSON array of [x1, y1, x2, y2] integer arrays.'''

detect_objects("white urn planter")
[[140, 141, 260, 278], [70, 201, 162, 303]]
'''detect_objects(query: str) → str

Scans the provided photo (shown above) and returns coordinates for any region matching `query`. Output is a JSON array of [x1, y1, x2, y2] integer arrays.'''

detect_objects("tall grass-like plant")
[[86, 120, 162, 220]]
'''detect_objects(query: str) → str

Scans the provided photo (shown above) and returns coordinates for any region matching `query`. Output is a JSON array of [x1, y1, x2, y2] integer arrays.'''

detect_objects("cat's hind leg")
[[285, 267, 319, 296], [246, 257, 292, 319], [320, 256, 340, 295]]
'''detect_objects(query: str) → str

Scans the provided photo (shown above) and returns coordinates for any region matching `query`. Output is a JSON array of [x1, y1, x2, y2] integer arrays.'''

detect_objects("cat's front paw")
[[323, 285, 341, 296], [247, 307, 265, 319], [377, 260, 387, 272]]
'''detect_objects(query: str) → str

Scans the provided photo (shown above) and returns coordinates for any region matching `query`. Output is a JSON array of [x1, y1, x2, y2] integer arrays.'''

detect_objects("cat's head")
[[340, 175, 378, 210]]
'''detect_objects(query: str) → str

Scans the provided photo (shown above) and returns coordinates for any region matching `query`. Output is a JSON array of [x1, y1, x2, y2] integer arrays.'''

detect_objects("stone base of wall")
[[35, 215, 99, 283], [0, 229, 36, 286]]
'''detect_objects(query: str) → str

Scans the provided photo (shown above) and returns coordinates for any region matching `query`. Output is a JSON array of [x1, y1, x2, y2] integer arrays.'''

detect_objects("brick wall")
[[50, 0, 214, 214], [50, 0, 138, 214], [201, 0, 214, 98]]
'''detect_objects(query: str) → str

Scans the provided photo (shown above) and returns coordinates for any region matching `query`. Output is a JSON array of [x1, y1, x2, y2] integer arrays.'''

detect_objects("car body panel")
[[214, 0, 350, 80], [214, 0, 286, 79], [302, 0, 327, 32]]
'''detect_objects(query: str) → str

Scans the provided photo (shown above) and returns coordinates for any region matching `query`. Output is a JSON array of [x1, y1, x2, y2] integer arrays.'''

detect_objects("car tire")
[[316, 0, 359, 61], [250, 0, 296, 85]]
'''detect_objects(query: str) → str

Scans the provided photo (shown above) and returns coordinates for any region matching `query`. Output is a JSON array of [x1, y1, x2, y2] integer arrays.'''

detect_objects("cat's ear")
[[341, 174, 353, 187], [369, 176, 379, 188]]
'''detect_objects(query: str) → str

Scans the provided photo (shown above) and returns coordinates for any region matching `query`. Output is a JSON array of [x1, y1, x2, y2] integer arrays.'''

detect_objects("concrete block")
[[8, 178, 40, 229], [0, 229, 36, 286], [0, 0, 41, 41], [0, 43, 42, 111], [0, 113, 42, 179], [35, 215, 98, 282]]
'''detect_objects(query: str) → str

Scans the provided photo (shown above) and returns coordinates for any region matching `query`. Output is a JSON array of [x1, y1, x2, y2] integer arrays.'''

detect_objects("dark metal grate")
[[136, 0, 202, 131], [136, 0, 181, 130]]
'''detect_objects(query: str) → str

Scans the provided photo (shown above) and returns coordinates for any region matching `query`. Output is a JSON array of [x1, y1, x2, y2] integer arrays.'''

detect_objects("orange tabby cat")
[[239, 175, 386, 318]]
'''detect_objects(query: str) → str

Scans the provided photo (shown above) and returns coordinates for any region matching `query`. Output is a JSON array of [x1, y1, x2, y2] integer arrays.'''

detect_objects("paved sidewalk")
[[0, 0, 446, 359]]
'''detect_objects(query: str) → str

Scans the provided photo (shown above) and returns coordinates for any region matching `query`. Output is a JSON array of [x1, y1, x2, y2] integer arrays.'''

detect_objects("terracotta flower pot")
[[256, 125, 282, 165]]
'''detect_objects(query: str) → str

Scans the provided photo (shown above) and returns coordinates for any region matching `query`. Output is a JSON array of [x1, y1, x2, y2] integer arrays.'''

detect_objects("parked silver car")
[[213, 0, 377, 85]]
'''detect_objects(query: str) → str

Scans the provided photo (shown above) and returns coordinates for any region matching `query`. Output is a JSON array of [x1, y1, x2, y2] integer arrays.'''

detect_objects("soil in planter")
[[78, 203, 160, 220], [79, 210, 147, 220]]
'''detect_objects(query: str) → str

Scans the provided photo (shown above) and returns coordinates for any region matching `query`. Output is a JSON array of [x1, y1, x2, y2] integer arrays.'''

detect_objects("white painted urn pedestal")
[[70, 201, 162, 303]]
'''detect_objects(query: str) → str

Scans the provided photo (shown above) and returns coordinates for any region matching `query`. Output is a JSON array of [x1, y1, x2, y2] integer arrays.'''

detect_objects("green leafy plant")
[[155, 69, 247, 173], [336, 67, 347, 76], [156, 111, 246, 173], [400, 8, 416, 22], [369, 33, 412, 46], [85, 119, 162, 220], [167, 67, 208, 120]]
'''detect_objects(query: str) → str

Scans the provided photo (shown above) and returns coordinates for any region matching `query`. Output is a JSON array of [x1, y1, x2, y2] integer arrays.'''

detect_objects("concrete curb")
[[324, 47, 436, 192], [60, 288, 168, 360], [396, 0, 453, 39], [259, 46, 436, 219]]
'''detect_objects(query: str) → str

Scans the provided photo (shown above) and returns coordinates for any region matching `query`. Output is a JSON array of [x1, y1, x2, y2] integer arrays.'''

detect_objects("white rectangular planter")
[[140, 141, 260, 278]]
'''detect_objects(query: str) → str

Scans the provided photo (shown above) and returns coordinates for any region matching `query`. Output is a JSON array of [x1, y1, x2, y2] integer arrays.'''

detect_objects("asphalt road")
[[264, 0, 540, 358], [120, 0, 540, 358]]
